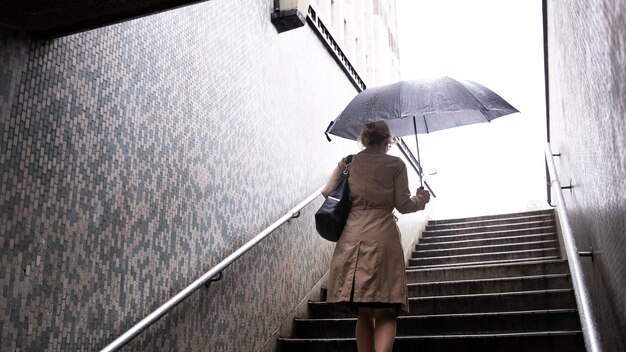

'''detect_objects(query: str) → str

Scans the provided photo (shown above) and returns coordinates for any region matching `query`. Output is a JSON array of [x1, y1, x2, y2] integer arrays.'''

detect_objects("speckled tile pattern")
[[547, 0, 626, 350], [0, 0, 414, 350]]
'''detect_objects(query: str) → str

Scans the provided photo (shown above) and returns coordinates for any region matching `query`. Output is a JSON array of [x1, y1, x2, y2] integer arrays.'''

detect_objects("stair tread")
[[280, 330, 582, 341], [428, 209, 554, 225], [408, 256, 561, 269], [309, 288, 574, 305], [414, 288, 573, 299], [412, 247, 559, 261], [425, 219, 554, 232], [413, 240, 559, 255], [407, 258, 568, 273], [427, 213, 555, 229], [296, 308, 579, 322], [421, 226, 557, 240], [407, 273, 570, 286], [416, 232, 558, 247]]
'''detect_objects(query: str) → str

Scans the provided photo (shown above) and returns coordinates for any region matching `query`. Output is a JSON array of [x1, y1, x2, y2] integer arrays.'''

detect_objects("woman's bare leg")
[[373, 308, 397, 352], [356, 307, 375, 352]]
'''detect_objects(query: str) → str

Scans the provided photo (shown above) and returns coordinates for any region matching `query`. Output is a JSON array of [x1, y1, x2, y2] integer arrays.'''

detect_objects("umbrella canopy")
[[325, 76, 519, 141], [325, 76, 519, 188]]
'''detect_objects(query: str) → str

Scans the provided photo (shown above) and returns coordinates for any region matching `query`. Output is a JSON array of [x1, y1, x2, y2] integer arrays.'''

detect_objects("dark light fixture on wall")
[[271, 0, 310, 32]]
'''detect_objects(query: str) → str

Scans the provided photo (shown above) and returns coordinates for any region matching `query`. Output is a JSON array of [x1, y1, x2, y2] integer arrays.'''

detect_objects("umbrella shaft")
[[412, 116, 423, 188]]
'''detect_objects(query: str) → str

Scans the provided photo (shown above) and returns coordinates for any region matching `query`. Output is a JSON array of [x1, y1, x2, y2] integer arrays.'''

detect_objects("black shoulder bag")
[[315, 155, 353, 242]]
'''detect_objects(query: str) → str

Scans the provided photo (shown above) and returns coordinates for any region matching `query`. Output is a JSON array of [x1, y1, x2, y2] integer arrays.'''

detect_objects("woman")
[[321, 121, 431, 352]]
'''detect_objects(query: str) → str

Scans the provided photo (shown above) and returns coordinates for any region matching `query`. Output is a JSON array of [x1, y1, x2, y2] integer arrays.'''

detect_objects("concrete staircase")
[[278, 209, 586, 351]]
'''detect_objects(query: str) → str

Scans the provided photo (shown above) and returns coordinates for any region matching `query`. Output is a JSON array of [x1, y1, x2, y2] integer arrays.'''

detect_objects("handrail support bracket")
[[204, 272, 223, 289], [561, 178, 573, 191], [579, 246, 594, 262]]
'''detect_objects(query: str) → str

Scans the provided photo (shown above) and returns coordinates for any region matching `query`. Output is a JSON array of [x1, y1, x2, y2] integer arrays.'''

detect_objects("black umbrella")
[[325, 76, 519, 186]]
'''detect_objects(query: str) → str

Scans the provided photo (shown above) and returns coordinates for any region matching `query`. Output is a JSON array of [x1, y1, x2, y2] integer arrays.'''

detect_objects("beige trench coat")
[[321, 148, 426, 314]]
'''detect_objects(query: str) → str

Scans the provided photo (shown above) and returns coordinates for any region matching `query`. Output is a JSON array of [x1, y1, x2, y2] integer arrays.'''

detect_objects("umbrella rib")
[[423, 115, 429, 134]]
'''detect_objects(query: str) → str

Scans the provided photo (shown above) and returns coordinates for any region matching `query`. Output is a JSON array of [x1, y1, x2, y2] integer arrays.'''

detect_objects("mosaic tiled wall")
[[0, 0, 430, 350], [547, 0, 626, 350]]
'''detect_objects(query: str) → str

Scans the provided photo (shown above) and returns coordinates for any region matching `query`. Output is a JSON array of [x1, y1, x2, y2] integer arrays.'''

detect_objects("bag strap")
[[343, 155, 353, 174]]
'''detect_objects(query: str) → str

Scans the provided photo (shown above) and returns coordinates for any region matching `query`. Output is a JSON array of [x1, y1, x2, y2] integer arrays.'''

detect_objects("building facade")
[[313, 0, 400, 86]]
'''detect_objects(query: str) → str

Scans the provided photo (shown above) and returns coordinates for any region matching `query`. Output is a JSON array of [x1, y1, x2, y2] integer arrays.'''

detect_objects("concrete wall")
[[0, 0, 429, 350], [546, 0, 626, 350]]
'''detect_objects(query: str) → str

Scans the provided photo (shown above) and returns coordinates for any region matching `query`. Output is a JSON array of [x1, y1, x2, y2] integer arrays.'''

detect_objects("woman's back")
[[348, 150, 418, 214]]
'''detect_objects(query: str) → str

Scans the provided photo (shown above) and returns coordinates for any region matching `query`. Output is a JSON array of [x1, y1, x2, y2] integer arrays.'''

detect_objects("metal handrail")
[[306, 4, 366, 91], [393, 137, 437, 198], [100, 189, 323, 352], [544, 142, 601, 352]]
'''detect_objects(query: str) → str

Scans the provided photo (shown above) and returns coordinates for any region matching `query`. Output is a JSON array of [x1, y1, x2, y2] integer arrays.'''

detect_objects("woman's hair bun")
[[359, 121, 391, 147]]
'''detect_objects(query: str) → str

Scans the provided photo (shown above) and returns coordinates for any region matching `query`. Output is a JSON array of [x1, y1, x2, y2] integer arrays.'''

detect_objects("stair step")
[[409, 248, 560, 266], [407, 259, 569, 283], [412, 240, 559, 258], [408, 274, 572, 296], [420, 226, 557, 243], [294, 309, 580, 338], [282, 210, 584, 352], [426, 213, 555, 231], [422, 220, 556, 237], [279, 331, 584, 352], [308, 289, 576, 318], [428, 209, 554, 225], [415, 232, 558, 250], [408, 256, 561, 270]]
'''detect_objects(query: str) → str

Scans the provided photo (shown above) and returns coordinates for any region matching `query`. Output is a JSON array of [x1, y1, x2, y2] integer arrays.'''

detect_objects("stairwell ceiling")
[[0, 0, 210, 38]]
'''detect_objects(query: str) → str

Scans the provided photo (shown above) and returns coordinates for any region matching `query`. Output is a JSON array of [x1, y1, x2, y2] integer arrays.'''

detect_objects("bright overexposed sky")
[[395, 0, 547, 218]]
